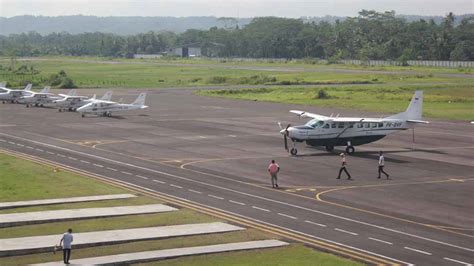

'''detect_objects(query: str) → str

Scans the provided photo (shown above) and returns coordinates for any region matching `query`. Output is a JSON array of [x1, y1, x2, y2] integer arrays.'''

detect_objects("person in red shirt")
[[268, 160, 280, 188], [337, 153, 352, 180]]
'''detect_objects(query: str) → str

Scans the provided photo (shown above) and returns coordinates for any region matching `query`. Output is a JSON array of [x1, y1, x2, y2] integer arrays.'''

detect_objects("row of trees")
[[1, 10, 473, 61]]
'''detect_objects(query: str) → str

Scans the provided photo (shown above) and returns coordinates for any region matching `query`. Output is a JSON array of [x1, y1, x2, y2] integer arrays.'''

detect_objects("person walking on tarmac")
[[378, 151, 390, 179], [337, 153, 352, 180], [268, 160, 280, 188]]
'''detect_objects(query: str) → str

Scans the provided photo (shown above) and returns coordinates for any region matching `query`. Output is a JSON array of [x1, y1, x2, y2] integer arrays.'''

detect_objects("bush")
[[315, 89, 330, 99], [208, 76, 228, 84], [48, 70, 77, 88]]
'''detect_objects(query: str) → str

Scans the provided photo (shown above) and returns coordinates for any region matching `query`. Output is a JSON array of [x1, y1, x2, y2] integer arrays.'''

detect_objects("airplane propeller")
[[278, 122, 291, 151]]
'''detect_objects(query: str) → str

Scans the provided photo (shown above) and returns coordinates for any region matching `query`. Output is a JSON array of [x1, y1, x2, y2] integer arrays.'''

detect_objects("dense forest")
[[1, 10, 473, 61]]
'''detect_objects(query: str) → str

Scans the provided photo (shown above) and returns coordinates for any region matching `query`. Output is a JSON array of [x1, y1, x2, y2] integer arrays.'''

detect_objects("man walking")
[[378, 151, 390, 179], [337, 153, 352, 180], [268, 159, 280, 188], [60, 228, 73, 264]]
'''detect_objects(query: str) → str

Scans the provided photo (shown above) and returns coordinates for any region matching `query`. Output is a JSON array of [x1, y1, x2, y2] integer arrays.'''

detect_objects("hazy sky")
[[1, 0, 473, 18]]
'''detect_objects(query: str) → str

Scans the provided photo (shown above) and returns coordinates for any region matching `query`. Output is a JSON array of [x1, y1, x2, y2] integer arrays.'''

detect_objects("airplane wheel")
[[26, 104, 29, 108], [68, 107, 72, 111], [345, 146, 355, 154], [107, 112, 112, 117], [290, 148, 298, 156], [72, 108, 77, 112], [325, 145, 334, 152], [81, 113, 85, 118], [40, 104, 44, 107], [35, 103, 39, 107], [58, 109, 62, 112]]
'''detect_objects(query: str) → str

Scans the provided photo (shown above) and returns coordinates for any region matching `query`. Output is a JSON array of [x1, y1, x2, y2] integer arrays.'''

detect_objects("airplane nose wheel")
[[290, 148, 298, 156], [345, 146, 355, 154]]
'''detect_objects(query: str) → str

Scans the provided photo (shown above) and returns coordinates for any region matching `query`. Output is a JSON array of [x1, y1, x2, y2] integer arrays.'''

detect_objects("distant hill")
[[1, 14, 472, 36]]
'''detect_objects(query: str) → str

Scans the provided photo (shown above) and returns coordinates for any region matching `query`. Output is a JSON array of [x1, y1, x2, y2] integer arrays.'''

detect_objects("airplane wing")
[[330, 117, 385, 123], [290, 110, 328, 120]]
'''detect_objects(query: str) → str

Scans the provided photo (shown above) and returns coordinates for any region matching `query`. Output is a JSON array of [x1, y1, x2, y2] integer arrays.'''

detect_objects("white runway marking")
[[334, 228, 358, 236], [136, 175, 149, 180], [305, 220, 327, 227], [56, 154, 66, 157], [68, 157, 77, 161], [368, 237, 393, 245], [208, 194, 224, 200], [80, 160, 90, 164], [152, 179, 165, 184], [252, 206, 270, 212], [0, 139, 5, 142], [26, 146, 34, 149], [36, 148, 44, 152], [121, 171, 133, 175], [8, 141, 15, 144], [278, 213, 297, 220], [46, 151, 55, 155], [443, 257, 472, 265], [404, 247, 432, 255], [16, 144, 24, 147], [170, 184, 183, 189], [106, 167, 117, 171], [229, 200, 245, 206], [188, 189, 202, 194], [93, 163, 104, 168]]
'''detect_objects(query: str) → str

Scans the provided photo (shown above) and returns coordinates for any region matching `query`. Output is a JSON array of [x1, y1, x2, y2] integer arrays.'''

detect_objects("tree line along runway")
[[0, 88, 473, 265]]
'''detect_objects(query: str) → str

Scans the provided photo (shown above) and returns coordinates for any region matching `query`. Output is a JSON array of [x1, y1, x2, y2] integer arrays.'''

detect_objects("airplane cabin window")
[[349, 124, 354, 128], [331, 123, 336, 128], [357, 123, 363, 128], [323, 124, 329, 128], [378, 123, 384, 127], [365, 123, 370, 128], [371, 123, 377, 128], [338, 123, 345, 128]]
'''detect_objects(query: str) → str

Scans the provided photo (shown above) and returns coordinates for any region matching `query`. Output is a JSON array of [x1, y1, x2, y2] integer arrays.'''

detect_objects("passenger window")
[[378, 123, 384, 127], [331, 123, 336, 128], [371, 123, 377, 128], [364, 123, 370, 128], [357, 123, 363, 128], [338, 123, 345, 128], [323, 124, 329, 129], [349, 124, 354, 128]]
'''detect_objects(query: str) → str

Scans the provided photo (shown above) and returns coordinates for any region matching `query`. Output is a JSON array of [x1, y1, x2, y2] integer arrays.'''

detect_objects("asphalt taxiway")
[[0, 88, 472, 265]]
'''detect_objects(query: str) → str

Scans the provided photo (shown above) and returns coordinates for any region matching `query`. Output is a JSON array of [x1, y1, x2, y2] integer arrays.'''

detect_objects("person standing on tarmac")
[[378, 151, 390, 179], [337, 153, 352, 180], [268, 160, 280, 188]]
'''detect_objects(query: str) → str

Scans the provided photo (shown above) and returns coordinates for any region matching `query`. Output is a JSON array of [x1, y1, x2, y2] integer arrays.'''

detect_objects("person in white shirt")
[[60, 228, 73, 264], [337, 153, 352, 180], [378, 151, 390, 179]]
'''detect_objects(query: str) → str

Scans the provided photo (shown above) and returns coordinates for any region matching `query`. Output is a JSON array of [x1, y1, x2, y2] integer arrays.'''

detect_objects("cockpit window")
[[305, 119, 324, 128]]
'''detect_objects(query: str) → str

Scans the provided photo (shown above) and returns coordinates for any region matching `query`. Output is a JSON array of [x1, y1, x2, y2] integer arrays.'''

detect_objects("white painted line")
[[278, 213, 297, 220], [229, 200, 245, 206], [0, 139, 5, 142], [444, 257, 472, 265], [170, 184, 183, 189], [26, 146, 35, 149], [36, 148, 44, 152], [16, 144, 24, 147], [152, 179, 165, 184], [368, 237, 392, 245], [121, 171, 133, 175], [252, 206, 270, 212], [335, 228, 358, 236], [57, 154, 66, 157], [404, 247, 432, 255], [46, 151, 55, 155], [3, 133, 468, 256], [136, 175, 149, 180], [93, 164, 104, 168], [68, 157, 77, 161], [80, 160, 90, 164], [106, 167, 117, 171], [188, 189, 202, 194], [305, 220, 327, 227], [208, 194, 224, 200], [8, 141, 15, 144]]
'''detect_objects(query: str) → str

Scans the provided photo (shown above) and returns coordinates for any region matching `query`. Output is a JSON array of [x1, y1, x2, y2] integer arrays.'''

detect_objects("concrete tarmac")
[[0, 88, 472, 265]]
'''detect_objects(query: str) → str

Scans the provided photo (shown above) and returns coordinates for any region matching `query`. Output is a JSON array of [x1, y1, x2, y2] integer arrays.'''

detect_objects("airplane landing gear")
[[81, 113, 85, 118], [325, 145, 334, 152], [345, 141, 355, 154], [290, 148, 298, 156]]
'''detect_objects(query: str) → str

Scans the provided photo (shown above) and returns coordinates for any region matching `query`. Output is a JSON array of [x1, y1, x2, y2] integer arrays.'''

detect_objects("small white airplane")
[[19, 86, 61, 107], [0, 83, 33, 103], [77, 92, 148, 117], [53, 90, 113, 112], [279, 91, 429, 155]]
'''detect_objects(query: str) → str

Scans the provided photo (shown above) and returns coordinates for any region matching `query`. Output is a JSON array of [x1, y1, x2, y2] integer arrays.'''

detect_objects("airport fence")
[[207, 57, 474, 68]]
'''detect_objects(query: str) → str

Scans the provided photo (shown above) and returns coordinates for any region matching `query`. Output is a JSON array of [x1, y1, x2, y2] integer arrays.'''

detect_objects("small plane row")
[[0, 82, 148, 117]]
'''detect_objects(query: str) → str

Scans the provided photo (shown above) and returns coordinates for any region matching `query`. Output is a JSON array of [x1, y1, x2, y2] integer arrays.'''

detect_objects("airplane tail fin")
[[101, 91, 113, 101], [131, 92, 146, 106], [40, 86, 50, 94], [387, 91, 428, 123], [91, 94, 96, 100], [24, 84, 32, 91], [67, 89, 77, 96]]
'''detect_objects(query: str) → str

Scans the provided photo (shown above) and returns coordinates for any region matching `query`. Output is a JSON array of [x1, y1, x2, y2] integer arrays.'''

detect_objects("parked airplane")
[[19, 86, 61, 107], [0, 83, 32, 103], [279, 91, 429, 155], [53, 90, 113, 112], [77, 92, 147, 117]]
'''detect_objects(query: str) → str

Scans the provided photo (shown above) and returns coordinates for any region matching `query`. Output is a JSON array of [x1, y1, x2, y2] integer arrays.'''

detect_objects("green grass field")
[[0, 153, 362, 266], [198, 83, 474, 121]]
